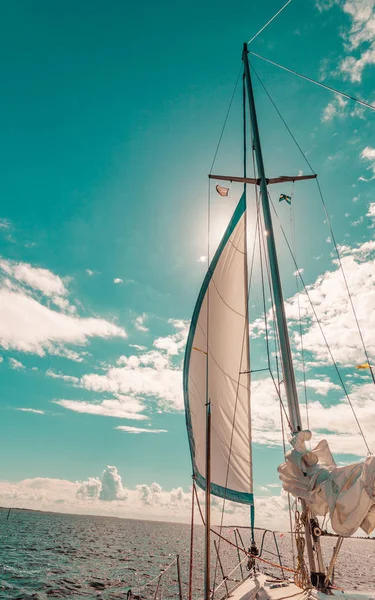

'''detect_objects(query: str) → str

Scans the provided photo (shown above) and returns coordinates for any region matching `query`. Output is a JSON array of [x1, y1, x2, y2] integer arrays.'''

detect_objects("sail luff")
[[183, 192, 253, 505]]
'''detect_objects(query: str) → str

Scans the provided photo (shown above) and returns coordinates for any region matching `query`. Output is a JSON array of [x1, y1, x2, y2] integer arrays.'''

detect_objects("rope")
[[252, 64, 375, 391], [250, 52, 375, 113], [294, 510, 310, 590], [188, 480, 195, 600], [193, 485, 297, 576], [136, 558, 177, 592], [248, 0, 294, 45]]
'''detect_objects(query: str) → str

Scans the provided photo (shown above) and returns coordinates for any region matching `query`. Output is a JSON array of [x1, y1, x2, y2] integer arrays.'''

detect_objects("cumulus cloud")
[[54, 397, 147, 420], [9, 358, 24, 370], [113, 278, 123, 284], [99, 466, 127, 501], [136, 482, 163, 504], [303, 379, 341, 395], [250, 376, 375, 456], [251, 238, 375, 370], [0, 470, 290, 529], [77, 466, 128, 501], [0, 259, 73, 312], [116, 426, 167, 434], [153, 319, 189, 356], [134, 314, 149, 332], [197, 256, 207, 263], [80, 344, 184, 411], [76, 477, 102, 499], [0, 288, 125, 357]]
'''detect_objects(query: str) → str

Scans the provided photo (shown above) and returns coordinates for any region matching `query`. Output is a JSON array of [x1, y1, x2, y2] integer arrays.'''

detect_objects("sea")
[[1, 508, 375, 599]]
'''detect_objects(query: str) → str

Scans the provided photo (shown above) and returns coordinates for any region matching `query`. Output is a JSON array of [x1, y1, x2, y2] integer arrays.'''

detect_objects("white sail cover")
[[279, 430, 375, 536], [183, 193, 253, 504]]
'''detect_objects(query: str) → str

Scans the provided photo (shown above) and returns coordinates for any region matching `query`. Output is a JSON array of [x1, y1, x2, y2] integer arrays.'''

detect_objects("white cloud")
[[116, 426, 167, 434], [250, 376, 375, 456], [129, 344, 147, 351], [0, 259, 75, 314], [0, 257, 126, 360], [257, 238, 375, 369], [46, 370, 79, 384], [54, 397, 147, 420], [81, 355, 183, 411], [85, 269, 96, 276], [0, 469, 290, 529], [0, 218, 11, 229], [197, 256, 207, 263], [134, 313, 149, 332], [0, 288, 125, 357], [303, 379, 341, 395], [76, 477, 102, 499], [99, 466, 127, 501], [9, 358, 24, 370], [321, 95, 348, 122], [79, 320, 188, 412], [153, 319, 189, 356], [17, 408, 45, 415], [319, 1, 375, 82], [113, 278, 123, 284], [362, 147, 375, 161], [360, 147, 375, 181]]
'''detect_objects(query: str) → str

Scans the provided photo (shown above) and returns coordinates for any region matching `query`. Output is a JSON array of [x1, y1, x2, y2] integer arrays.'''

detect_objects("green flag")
[[279, 193, 292, 205]]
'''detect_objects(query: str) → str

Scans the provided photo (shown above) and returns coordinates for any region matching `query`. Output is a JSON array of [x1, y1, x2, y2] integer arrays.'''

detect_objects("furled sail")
[[183, 193, 253, 505], [279, 430, 375, 536]]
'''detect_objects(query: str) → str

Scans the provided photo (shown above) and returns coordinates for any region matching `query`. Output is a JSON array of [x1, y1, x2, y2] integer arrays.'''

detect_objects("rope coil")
[[293, 510, 310, 590]]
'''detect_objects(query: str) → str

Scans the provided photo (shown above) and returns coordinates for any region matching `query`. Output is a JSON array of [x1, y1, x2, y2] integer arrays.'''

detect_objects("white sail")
[[279, 430, 375, 536], [183, 193, 253, 504]]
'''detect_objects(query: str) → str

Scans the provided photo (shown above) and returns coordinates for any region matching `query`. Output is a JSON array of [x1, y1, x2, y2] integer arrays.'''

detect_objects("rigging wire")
[[251, 64, 375, 390], [247, 0, 294, 45], [209, 65, 242, 174], [289, 191, 310, 434], [252, 67, 375, 442], [255, 183, 292, 429], [250, 52, 375, 113], [268, 191, 372, 455]]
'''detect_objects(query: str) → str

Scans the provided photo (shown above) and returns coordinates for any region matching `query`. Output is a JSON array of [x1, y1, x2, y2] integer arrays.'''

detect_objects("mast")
[[242, 43, 301, 433], [242, 43, 319, 579], [204, 400, 211, 600]]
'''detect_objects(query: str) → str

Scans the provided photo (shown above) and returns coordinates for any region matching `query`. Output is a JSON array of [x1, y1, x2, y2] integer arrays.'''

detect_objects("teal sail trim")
[[195, 472, 254, 505], [183, 192, 253, 506]]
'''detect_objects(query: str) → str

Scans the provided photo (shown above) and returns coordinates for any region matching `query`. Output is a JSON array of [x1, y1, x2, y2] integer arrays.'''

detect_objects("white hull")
[[225, 573, 375, 600]]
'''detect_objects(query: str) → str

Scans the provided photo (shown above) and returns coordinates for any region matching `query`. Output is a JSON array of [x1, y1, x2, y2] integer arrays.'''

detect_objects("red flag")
[[216, 184, 229, 197]]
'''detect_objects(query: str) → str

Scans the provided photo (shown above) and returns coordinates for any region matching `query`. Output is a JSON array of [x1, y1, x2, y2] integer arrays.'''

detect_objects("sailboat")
[[183, 43, 375, 600]]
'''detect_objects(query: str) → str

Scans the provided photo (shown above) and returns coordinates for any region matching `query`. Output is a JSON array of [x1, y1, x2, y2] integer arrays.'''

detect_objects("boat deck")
[[225, 573, 375, 600]]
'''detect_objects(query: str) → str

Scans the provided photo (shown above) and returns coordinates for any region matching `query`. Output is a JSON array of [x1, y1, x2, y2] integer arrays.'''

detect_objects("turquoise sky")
[[0, 0, 375, 521]]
